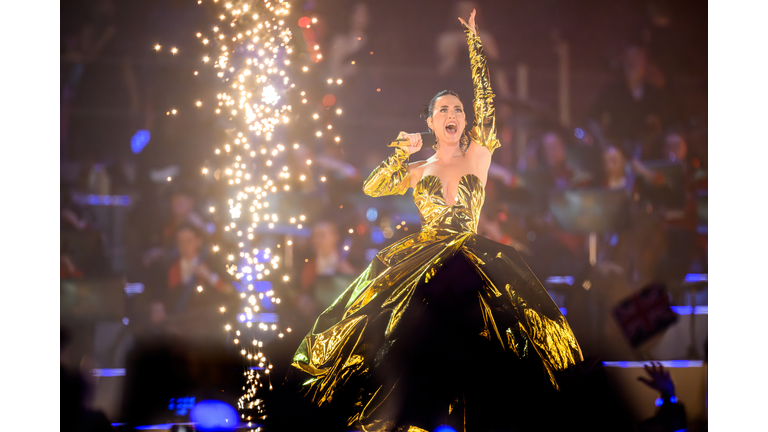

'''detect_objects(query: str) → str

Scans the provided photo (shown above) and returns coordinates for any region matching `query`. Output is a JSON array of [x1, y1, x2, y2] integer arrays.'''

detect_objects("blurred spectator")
[[588, 43, 682, 160], [294, 221, 357, 329], [596, 145, 673, 286], [542, 132, 573, 189], [604, 146, 630, 191], [143, 184, 212, 268], [594, 128, 702, 286], [143, 223, 234, 339], [654, 131, 700, 280], [604, 145, 667, 192], [522, 131, 594, 190], [163, 186, 210, 245], [165, 223, 229, 309], [166, 224, 227, 293], [636, 362, 687, 432]]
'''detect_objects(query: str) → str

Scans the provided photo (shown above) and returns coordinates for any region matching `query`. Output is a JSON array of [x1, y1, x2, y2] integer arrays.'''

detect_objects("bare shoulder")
[[408, 159, 430, 170], [407, 159, 430, 188]]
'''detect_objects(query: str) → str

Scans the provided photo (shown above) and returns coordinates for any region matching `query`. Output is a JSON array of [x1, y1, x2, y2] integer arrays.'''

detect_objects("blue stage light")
[[559, 307, 567, 316], [169, 397, 196, 416], [262, 298, 276, 311], [190, 400, 239, 431], [656, 396, 679, 406], [91, 368, 126, 377], [131, 129, 151, 154], [670, 305, 708, 315], [253, 281, 273, 292], [684, 273, 707, 283], [545, 276, 575, 285], [366, 207, 378, 221], [573, 128, 585, 139], [602, 360, 703, 368], [434, 426, 457, 432], [135, 424, 175, 430], [237, 313, 279, 323], [75, 194, 131, 206], [124, 282, 145, 296], [371, 227, 385, 244]]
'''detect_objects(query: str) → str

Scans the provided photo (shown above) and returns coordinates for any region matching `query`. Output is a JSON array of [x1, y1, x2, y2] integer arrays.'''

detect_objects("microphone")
[[388, 132, 436, 148]]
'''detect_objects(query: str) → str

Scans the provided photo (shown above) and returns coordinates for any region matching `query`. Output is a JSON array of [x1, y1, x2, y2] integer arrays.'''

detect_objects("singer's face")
[[428, 95, 466, 146]]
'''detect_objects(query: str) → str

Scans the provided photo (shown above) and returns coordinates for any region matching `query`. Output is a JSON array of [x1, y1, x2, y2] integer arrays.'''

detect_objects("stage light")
[[603, 360, 703, 368], [371, 227, 385, 244], [545, 276, 574, 285], [684, 273, 708, 283], [670, 305, 708, 315], [130, 129, 151, 154], [322, 94, 336, 106], [190, 400, 239, 431], [91, 368, 126, 377], [135, 424, 176, 430]]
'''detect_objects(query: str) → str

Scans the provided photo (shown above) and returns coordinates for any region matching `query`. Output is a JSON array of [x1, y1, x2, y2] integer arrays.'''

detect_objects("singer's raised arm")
[[464, 23, 500, 156]]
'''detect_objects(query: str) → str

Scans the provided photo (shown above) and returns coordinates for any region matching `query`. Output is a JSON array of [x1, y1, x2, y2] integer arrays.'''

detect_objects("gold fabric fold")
[[464, 24, 501, 155], [362, 146, 411, 197]]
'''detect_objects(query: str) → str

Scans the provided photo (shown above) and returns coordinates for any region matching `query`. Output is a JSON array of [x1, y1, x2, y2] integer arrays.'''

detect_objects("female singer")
[[279, 10, 582, 432]]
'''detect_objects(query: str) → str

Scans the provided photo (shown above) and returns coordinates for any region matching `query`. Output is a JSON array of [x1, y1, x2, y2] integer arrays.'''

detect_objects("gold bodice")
[[414, 173, 485, 233]]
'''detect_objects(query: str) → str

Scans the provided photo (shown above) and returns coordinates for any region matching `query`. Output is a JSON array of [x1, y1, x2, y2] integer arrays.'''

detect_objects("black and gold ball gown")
[[273, 25, 583, 432]]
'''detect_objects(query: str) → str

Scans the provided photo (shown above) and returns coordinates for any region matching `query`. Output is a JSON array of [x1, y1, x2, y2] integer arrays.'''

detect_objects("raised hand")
[[458, 8, 478, 37], [637, 362, 676, 397]]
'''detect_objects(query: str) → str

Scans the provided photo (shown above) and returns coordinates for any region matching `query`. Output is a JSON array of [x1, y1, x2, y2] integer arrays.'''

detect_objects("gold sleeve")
[[465, 25, 501, 155], [362, 147, 412, 197]]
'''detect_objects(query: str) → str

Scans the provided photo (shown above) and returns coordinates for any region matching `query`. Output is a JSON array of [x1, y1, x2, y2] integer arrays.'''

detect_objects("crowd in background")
[[60, 1, 706, 430], [61, 0, 707, 346]]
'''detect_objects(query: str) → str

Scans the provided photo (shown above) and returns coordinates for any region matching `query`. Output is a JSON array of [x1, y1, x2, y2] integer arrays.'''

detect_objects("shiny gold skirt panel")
[[290, 174, 582, 431]]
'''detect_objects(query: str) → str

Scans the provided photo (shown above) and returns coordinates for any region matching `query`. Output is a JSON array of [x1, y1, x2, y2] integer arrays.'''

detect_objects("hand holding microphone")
[[388, 131, 436, 155]]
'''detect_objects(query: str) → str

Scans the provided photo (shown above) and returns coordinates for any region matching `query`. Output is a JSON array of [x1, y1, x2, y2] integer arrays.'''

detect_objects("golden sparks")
[[156, 0, 343, 417]]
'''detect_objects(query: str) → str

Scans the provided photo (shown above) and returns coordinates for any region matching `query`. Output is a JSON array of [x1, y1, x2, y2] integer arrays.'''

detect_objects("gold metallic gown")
[[286, 25, 582, 432]]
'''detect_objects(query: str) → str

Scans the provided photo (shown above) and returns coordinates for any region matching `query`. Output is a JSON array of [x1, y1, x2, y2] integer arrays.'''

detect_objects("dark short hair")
[[420, 90, 461, 131], [176, 222, 204, 239]]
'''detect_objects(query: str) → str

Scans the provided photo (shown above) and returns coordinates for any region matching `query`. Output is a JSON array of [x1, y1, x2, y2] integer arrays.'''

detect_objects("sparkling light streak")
[[162, 0, 342, 421]]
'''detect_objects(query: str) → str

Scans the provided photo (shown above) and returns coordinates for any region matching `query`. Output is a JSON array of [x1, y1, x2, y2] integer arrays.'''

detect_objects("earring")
[[460, 133, 469, 155], [433, 139, 439, 151]]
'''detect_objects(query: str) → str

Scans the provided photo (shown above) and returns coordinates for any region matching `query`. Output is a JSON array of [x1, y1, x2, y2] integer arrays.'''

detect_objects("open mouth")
[[445, 122, 458, 134]]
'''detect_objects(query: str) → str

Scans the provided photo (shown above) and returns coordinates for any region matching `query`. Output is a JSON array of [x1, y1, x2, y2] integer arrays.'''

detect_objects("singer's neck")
[[434, 140, 463, 159]]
